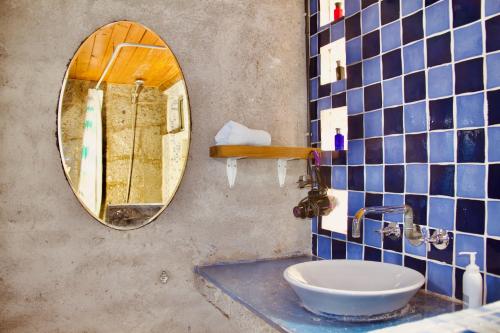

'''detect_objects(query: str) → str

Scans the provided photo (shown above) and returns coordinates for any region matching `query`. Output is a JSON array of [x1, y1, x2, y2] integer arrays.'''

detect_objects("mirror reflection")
[[58, 21, 190, 229]]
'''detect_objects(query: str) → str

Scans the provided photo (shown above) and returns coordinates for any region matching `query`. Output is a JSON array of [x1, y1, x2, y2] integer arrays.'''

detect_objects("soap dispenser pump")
[[459, 251, 482, 309]]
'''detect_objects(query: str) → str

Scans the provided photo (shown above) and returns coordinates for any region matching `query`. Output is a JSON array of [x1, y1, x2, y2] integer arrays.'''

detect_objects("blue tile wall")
[[308, 0, 500, 304]]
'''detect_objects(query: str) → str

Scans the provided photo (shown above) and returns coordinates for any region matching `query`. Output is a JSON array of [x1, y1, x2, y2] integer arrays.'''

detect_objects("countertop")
[[195, 255, 462, 333]]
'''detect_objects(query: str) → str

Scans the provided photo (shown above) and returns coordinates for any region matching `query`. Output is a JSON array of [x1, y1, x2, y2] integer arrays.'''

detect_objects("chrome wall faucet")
[[351, 205, 450, 251]]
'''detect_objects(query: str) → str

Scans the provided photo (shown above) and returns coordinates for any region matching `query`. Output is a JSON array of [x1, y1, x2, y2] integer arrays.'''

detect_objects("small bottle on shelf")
[[334, 128, 344, 151], [336, 60, 345, 80], [333, 2, 343, 21]]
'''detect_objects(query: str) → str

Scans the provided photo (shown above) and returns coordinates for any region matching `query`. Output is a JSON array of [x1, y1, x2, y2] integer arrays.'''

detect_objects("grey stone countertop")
[[195, 255, 463, 333]]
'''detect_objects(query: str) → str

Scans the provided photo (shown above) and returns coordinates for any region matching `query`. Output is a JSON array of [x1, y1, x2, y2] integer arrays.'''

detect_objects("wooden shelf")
[[209, 145, 319, 159]]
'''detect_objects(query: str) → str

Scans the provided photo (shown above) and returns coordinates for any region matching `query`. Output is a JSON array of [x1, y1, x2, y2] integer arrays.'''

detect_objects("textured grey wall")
[[0, 0, 308, 332]]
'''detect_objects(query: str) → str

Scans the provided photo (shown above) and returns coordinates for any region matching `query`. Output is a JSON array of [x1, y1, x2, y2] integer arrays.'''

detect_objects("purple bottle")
[[334, 128, 344, 151]]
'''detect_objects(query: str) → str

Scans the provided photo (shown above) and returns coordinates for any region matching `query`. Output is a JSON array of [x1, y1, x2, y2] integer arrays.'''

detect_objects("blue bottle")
[[334, 128, 344, 150]]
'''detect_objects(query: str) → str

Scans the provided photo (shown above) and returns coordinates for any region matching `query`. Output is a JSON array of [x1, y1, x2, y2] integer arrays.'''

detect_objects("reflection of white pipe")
[[95, 42, 167, 90]]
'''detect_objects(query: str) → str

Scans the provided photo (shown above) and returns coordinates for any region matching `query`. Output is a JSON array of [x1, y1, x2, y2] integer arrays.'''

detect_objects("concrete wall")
[[0, 1, 308, 332]]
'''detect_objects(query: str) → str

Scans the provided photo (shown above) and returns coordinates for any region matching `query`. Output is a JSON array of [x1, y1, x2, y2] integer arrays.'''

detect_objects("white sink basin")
[[283, 260, 424, 317]]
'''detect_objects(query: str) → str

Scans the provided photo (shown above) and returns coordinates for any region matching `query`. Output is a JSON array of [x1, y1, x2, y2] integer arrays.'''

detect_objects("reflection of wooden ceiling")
[[69, 21, 182, 90]]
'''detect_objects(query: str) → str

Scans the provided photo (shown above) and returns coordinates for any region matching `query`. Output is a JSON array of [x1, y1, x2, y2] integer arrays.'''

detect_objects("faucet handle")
[[424, 228, 450, 252], [376, 222, 401, 240]]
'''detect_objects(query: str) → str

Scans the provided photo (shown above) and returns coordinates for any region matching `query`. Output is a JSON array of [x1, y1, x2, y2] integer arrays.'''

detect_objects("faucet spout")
[[352, 205, 423, 246]]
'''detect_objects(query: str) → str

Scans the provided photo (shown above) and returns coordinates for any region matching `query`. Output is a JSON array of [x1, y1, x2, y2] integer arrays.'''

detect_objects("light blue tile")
[[455, 233, 485, 271], [406, 164, 428, 194], [428, 262, 453, 297], [382, 20, 401, 52], [487, 52, 500, 89], [311, 121, 319, 142], [332, 79, 347, 94], [430, 131, 454, 163], [331, 20, 345, 42], [332, 232, 347, 240], [405, 237, 427, 257], [404, 101, 427, 133], [457, 165, 486, 198], [384, 135, 404, 164], [402, 0, 422, 16], [310, 0, 318, 13], [362, 3, 380, 34], [383, 77, 403, 107], [487, 201, 500, 237], [425, 0, 449, 36], [317, 97, 331, 111], [311, 78, 318, 100], [332, 166, 347, 190], [348, 191, 365, 216], [456, 92, 484, 128], [487, 275, 500, 303], [348, 139, 364, 164], [364, 219, 382, 248], [454, 22, 483, 62], [347, 88, 363, 114], [345, 0, 361, 17], [318, 236, 332, 259], [383, 251, 402, 265], [486, 0, 500, 16], [310, 35, 318, 56], [384, 194, 404, 222], [366, 165, 383, 192], [489, 127, 500, 162], [346, 36, 362, 65], [347, 242, 363, 260], [428, 64, 453, 99], [363, 56, 381, 85], [364, 110, 383, 137], [311, 217, 318, 233], [403, 40, 425, 73], [429, 197, 455, 230]]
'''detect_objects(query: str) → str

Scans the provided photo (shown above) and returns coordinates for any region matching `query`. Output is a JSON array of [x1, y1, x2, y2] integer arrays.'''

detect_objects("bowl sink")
[[283, 260, 424, 317]]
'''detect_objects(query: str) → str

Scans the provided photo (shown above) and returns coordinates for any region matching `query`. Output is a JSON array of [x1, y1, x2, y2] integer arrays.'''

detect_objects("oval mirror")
[[57, 21, 190, 230]]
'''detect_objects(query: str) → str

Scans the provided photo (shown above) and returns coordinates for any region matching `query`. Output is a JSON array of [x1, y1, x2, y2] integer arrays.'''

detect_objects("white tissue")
[[215, 121, 271, 146]]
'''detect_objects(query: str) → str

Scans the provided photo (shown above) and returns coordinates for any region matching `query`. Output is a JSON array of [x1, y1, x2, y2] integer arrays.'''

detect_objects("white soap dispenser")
[[459, 251, 483, 309]]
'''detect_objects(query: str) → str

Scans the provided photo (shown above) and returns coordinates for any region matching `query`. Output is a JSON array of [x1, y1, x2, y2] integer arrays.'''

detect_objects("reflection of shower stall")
[[80, 42, 171, 226]]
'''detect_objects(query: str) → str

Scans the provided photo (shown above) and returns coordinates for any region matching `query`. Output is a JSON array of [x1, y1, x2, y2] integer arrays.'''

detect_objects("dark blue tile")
[[364, 246, 382, 262], [362, 29, 380, 59], [427, 32, 451, 68], [347, 62, 363, 89], [428, 230, 454, 265], [348, 166, 365, 190], [457, 129, 485, 163], [362, 0, 378, 9], [319, 29, 330, 48], [406, 133, 428, 163], [405, 194, 428, 225], [427, 262, 453, 297], [312, 234, 317, 256], [346, 13, 361, 41], [430, 164, 455, 197], [364, 83, 382, 111], [320, 166, 332, 188], [487, 275, 500, 303], [429, 97, 454, 130], [318, 82, 331, 98], [365, 192, 383, 220], [425, 0, 440, 6], [403, 10, 424, 45], [486, 238, 500, 275], [382, 49, 402, 80], [348, 114, 364, 139], [321, 150, 333, 165], [454, 22, 483, 62], [383, 223, 403, 252], [310, 101, 318, 120], [332, 239, 347, 259], [489, 164, 500, 199], [456, 199, 485, 234], [310, 14, 318, 35], [385, 165, 405, 193], [455, 57, 484, 94], [426, 0, 450, 36], [404, 256, 427, 282], [456, 92, 484, 128], [365, 138, 383, 164], [488, 89, 500, 125], [384, 106, 403, 135], [452, 0, 481, 28], [332, 150, 347, 165], [384, 135, 404, 164], [381, 0, 400, 25], [332, 92, 346, 108], [404, 71, 426, 103], [309, 56, 318, 78], [486, 15, 500, 52]]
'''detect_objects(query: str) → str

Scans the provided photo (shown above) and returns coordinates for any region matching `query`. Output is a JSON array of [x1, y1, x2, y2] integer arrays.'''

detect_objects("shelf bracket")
[[277, 159, 295, 188], [226, 158, 242, 188]]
